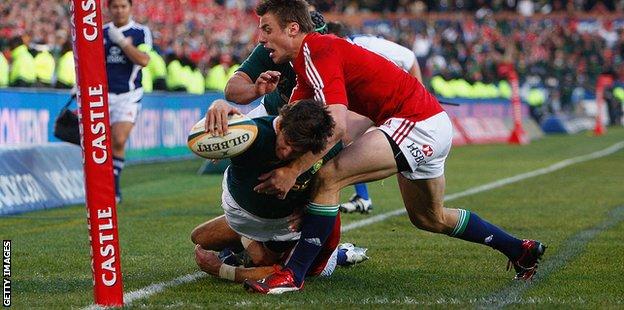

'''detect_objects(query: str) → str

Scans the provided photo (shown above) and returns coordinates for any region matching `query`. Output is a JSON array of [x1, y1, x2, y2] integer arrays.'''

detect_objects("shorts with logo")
[[108, 88, 143, 124], [221, 168, 302, 242], [378, 111, 453, 180], [221, 168, 341, 276]]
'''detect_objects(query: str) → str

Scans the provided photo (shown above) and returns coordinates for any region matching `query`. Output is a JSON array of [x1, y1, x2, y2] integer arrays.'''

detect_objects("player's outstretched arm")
[[225, 72, 260, 104], [225, 71, 281, 104], [194, 245, 275, 283]]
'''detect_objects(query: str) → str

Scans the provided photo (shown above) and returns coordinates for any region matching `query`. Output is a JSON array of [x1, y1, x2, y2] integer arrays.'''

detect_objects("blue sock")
[[285, 203, 339, 286], [354, 183, 369, 200], [450, 210, 523, 260], [336, 249, 348, 266], [112, 156, 125, 198]]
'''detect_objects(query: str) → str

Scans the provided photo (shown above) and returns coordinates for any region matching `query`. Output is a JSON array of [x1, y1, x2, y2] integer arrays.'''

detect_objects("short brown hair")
[[256, 0, 314, 33], [279, 100, 335, 154], [108, 0, 132, 7], [326, 21, 349, 38]]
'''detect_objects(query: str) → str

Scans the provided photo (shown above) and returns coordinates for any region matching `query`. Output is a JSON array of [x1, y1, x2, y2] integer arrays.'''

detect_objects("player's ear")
[[275, 117, 282, 131], [287, 22, 300, 37]]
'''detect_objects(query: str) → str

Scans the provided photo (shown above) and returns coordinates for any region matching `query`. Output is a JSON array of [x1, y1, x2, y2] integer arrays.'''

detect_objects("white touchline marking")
[[479, 205, 624, 308], [341, 141, 624, 232], [83, 141, 624, 309], [83, 272, 207, 310]]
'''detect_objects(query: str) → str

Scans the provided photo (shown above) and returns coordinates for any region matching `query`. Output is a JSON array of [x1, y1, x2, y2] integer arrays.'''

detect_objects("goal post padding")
[[70, 0, 124, 306]]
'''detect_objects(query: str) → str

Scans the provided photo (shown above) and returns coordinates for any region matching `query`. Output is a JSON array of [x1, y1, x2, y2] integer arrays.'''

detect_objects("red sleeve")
[[299, 42, 348, 106]]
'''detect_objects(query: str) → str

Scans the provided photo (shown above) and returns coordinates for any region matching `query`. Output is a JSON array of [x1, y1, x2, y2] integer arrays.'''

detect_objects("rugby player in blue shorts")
[[192, 99, 368, 284], [104, 0, 152, 203]]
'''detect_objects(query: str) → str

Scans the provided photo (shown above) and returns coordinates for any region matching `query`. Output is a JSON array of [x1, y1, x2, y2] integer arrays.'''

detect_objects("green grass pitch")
[[2, 128, 623, 308]]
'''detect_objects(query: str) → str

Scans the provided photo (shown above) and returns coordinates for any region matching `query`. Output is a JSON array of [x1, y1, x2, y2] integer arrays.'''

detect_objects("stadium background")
[[0, 0, 624, 308]]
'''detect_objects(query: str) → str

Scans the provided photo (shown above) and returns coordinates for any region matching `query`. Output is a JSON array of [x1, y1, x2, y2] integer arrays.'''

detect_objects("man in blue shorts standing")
[[104, 0, 151, 203]]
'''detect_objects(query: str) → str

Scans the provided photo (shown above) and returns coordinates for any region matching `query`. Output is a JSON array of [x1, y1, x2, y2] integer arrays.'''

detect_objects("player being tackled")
[[192, 99, 368, 288]]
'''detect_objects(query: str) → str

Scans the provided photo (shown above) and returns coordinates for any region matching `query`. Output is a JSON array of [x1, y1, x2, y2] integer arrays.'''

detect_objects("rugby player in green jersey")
[[192, 99, 368, 283], [222, 10, 375, 214]]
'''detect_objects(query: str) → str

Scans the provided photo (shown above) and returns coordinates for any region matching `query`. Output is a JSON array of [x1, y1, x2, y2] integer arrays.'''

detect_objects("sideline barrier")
[[0, 143, 84, 216], [1, 90, 543, 156], [442, 98, 542, 144], [541, 115, 595, 134], [0, 89, 228, 163]]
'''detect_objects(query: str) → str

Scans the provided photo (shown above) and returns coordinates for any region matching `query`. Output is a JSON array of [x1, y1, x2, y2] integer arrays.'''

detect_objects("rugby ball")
[[187, 114, 258, 159]]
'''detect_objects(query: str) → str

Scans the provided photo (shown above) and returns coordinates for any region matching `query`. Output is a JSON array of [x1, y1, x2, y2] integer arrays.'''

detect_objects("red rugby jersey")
[[290, 32, 443, 126]]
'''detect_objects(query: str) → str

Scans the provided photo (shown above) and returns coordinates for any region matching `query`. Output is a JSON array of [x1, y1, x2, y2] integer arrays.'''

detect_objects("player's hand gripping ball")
[[187, 114, 258, 159]]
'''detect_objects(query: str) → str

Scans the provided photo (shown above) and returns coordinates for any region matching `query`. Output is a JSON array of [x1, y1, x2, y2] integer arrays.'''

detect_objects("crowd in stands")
[[1, 0, 623, 122], [312, 0, 623, 14], [370, 14, 623, 114]]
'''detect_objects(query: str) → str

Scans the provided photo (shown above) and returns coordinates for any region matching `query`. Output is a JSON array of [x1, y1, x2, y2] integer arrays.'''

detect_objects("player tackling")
[[194, 99, 368, 284], [243, 0, 546, 294]]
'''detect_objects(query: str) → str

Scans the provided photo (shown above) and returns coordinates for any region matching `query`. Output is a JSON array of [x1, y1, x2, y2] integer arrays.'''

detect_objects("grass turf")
[[1, 127, 623, 308]]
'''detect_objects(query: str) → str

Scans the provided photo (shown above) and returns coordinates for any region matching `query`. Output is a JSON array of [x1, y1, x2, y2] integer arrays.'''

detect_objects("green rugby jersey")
[[237, 44, 296, 115], [227, 116, 342, 219]]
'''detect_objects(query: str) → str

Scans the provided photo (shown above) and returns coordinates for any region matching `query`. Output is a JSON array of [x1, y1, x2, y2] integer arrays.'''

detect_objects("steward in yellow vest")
[[8, 37, 36, 87], [34, 49, 55, 87]]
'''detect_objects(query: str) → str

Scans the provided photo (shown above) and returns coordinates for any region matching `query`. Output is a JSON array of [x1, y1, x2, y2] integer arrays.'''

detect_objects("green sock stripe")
[[451, 209, 470, 236], [307, 205, 339, 212], [450, 209, 463, 236], [306, 203, 339, 216]]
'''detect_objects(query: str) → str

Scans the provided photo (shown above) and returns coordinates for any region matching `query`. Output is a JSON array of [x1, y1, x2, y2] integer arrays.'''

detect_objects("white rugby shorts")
[[108, 88, 143, 124], [221, 168, 302, 242], [378, 111, 453, 180]]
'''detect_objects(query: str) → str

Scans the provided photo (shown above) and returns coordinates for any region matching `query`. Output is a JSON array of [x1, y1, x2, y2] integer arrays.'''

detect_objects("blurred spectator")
[[0, 0, 622, 107], [605, 84, 623, 126], [33, 46, 55, 87], [0, 52, 8, 87], [311, 0, 623, 12], [55, 40, 75, 89], [206, 54, 238, 91], [8, 36, 35, 87], [143, 48, 167, 91]]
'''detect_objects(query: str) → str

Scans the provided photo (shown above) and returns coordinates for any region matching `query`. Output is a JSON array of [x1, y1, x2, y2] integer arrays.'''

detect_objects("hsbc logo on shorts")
[[406, 143, 434, 167], [422, 145, 434, 157], [407, 143, 426, 167]]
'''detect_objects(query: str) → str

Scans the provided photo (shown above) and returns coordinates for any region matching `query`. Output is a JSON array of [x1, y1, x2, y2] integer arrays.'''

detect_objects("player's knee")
[[111, 138, 126, 153], [190, 226, 218, 249], [190, 227, 202, 245]]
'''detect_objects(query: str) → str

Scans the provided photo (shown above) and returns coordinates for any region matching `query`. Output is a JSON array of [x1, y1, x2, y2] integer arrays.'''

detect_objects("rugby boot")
[[339, 194, 373, 214], [337, 243, 369, 266], [507, 239, 547, 280], [243, 267, 303, 294]]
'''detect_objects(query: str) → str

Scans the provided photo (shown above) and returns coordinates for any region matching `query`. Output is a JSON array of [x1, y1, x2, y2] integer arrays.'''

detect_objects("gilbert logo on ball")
[[187, 114, 258, 159]]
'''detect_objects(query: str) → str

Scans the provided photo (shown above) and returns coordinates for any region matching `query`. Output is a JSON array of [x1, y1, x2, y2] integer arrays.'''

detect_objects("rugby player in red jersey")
[[242, 0, 546, 294]]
